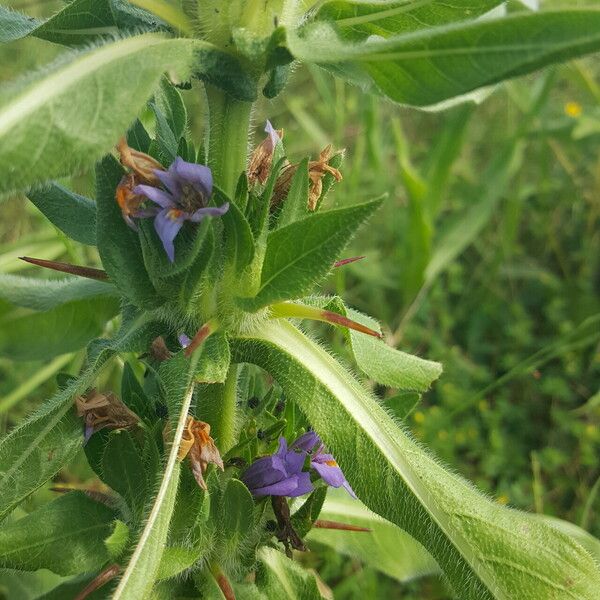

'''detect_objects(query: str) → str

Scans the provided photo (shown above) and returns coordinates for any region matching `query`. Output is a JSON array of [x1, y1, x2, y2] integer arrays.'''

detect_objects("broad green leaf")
[[320, 297, 442, 391], [0, 0, 161, 46], [289, 10, 600, 106], [112, 352, 199, 600], [0, 492, 116, 575], [0, 33, 199, 195], [0, 296, 119, 361], [238, 199, 382, 311], [96, 155, 161, 309], [315, 0, 503, 38], [0, 275, 115, 311], [232, 321, 600, 599], [255, 547, 323, 599], [102, 430, 148, 520], [156, 546, 200, 581], [346, 307, 442, 392], [307, 489, 440, 582], [27, 183, 97, 245], [0, 568, 63, 600], [105, 519, 130, 558]]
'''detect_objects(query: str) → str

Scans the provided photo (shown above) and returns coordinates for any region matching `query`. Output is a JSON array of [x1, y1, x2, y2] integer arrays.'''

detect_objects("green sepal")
[[121, 362, 155, 425], [27, 183, 97, 246], [96, 154, 161, 309], [155, 76, 187, 140], [127, 118, 152, 152], [291, 486, 328, 538], [275, 157, 309, 229]]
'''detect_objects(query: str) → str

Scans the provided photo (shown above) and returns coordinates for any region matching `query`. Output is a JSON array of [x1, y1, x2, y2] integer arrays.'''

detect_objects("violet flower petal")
[[291, 431, 319, 453], [134, 184, 174, 209], [154, 208, 185, 263], [172, 158, 213, 197], [189, 203, 230, 223], [251, 472, 313, 498], [283, 448, 306, 475], [265, 120, 280, 151], [242, 454, 288, 489], [155, 164, 182, 197], [179, 334, 191, 348]]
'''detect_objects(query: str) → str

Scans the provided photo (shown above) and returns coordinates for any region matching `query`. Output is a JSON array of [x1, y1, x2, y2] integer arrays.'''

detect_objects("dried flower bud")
[[271, 145, 342, 211], [115, 173, 146, 229], [75, 390, 139, 443], [117, 138, 164, 185], [247, 121, 284, 185], [307, 145, 342, 211], [176, 417, 224, 490]]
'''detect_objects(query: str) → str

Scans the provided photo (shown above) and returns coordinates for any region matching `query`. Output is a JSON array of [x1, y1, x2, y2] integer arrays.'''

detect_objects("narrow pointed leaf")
[[232, 321, 600, 599], [0, 33, 198, 194], [237, 199, 382, 311], [289, 10, 600, 106], [27, 183, 97, 246]]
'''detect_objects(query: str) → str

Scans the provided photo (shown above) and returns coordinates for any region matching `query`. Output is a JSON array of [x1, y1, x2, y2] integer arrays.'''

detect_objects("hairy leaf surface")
[[232, 321, 600, 599]]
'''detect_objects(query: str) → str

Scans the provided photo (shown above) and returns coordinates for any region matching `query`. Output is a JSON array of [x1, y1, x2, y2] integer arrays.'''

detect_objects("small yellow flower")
[[413, 411, 425, 424], [496, 494, 509, 505], [564, 101, 582, 118]]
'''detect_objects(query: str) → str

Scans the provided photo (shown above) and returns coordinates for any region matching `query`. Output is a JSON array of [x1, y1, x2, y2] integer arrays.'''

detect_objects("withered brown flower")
[[177, 416, 224, 490], [75, 390, 139, 442], [271, 145, 342, 211], [247, 121, 284, 185], [116, 138, 164, 186]]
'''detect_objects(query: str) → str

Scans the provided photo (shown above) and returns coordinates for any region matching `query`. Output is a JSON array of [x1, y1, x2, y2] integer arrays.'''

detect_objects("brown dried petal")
[[247, 129, 284, 185], [271, 163, 296, 208], [75, 390, 139, 434], [117, 138, 164, 185], [150, 336, 172, 362]]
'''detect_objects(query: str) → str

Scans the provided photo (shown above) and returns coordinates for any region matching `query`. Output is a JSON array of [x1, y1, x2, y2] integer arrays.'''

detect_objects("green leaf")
[[27, 183, 97, 245], [0, 314, 149, 521], [95, 154, 161, 309], [255, 547, 323, 599], [0, 568, 63, 600], [156, 546, 200, 581], [0, 33, 199, 195], [155, 76, 187, 140], [121, 362, 155, 424], [346, 308, 442, 392], [0, 0, 161, 46], [276, 158, 309, 229], [315, 0, 503, 38], [308, 489, 440, 583], [112, 351, 199, 600], [238, 199, 382, 311], [105, 519, 130, 559], [217, 479, 254, 552], [0, 492, 116, 575], [0, 295, 119, 361], [0, 275, 116, 311], [102, 430, 148, 520], [219, 187, 256, 276], [289, 10, 600, 106], [194, 332, 231, 384], [232, 321, 600, 599]]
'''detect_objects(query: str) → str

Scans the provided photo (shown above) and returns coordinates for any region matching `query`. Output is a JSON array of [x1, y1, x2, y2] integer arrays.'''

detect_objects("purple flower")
[[242, 438, 313, 498], [134, 157, 229, 262], [264, 120, 281, 151], [291, 431, 356, 498], [178, 333, 191, 348]]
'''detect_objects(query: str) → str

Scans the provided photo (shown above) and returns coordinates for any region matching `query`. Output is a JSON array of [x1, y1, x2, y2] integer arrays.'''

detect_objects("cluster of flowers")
[[242, 431, 355, 499]]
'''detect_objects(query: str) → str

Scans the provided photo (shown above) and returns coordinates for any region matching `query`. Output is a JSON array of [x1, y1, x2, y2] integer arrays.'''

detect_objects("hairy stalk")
[[205, 85, 253, 197]]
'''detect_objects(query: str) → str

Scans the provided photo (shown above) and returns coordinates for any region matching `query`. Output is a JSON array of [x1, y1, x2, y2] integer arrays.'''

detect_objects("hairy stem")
[[205, 85, 253, 197]]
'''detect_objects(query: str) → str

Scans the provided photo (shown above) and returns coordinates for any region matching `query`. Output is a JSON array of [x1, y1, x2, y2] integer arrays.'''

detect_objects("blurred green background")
[[1, 2, 599, 598]]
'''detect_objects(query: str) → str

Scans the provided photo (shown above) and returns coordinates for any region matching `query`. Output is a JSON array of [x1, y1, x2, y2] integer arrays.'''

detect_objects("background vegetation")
[[1, 1, 599, 597]]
